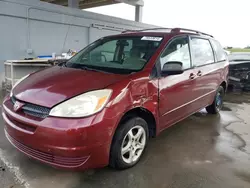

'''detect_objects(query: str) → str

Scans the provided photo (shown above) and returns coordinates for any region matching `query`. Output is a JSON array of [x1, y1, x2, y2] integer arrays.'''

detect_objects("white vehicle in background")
[[224, 50, 231, 55]]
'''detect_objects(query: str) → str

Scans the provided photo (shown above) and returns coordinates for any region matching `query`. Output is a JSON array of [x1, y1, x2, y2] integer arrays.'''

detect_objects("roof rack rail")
[[122, 27, 213, 38], [171, 28, 213, 38], [122, 27, 172, 33]]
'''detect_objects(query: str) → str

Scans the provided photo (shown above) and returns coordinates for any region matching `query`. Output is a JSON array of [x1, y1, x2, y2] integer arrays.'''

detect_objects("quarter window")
[[160, 37, 191, 70], [190, 38, 215, 66]]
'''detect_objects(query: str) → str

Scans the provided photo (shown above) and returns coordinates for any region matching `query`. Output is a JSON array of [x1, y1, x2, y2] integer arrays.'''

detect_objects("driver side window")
[[160, 36, 191, 70]]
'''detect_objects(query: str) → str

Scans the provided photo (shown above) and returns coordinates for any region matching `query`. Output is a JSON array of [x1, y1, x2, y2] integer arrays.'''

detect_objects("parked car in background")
[[228, 52, 250, 61], [2, 28, 229, 170], [228, 52, 250, 91], [224, 50, 231, 55]]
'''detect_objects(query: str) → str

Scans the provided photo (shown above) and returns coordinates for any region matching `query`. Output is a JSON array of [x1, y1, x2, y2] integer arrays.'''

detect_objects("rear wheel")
[[109, 117, 149, 170], [206, 86, 225, 114]]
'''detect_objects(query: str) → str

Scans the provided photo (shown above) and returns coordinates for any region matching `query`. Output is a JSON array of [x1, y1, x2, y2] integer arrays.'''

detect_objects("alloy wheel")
[[215, 91, 223, 111], [121, 125, 146, 164]]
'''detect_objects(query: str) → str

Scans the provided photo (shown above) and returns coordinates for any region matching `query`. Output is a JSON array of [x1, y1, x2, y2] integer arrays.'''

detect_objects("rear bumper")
[[2, 96, 120, 170]]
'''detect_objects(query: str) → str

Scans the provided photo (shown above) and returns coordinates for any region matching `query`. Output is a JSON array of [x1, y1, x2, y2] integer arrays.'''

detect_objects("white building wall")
[[0, 0, 155, 84]]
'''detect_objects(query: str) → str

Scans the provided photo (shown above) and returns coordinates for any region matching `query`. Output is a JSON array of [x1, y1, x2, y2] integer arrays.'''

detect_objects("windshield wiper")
[[80, 66, 111, 74], [56, 60, 68, 67]]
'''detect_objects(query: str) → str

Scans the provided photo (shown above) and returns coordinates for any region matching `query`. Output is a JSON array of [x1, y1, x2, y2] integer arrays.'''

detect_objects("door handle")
[[197, 70, 202, 76], [189, 73, 196, 80]]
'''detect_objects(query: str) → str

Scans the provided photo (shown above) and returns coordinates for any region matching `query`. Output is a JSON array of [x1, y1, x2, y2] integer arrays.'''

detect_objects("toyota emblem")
[[13, 101, 23, 112]]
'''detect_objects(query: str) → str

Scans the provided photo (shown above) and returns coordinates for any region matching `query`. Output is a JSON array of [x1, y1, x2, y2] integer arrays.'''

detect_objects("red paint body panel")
[[13, 66, 129, 108], [159, 68, 198, 130], [3, 96, 121, 169], [2, 31, 229, 170]]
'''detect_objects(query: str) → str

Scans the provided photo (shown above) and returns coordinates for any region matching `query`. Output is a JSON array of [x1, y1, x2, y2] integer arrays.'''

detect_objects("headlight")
[[49, 89, 112, 118], [10, 74, 30, 97]]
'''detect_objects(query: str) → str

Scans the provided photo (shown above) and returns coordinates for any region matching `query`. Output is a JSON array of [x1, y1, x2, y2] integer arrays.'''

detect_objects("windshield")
[[66, 36, 163, 74]]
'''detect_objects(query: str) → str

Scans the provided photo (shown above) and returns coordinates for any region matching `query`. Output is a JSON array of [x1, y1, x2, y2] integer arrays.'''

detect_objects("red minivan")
[[2, 28, 229, 170]]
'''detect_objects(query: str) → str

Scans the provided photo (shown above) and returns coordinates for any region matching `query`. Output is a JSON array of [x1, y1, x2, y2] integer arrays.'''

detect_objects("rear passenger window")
[[160, 36, 191, 70], [190, 38, 215, 66], [210, 39, 227, 62]]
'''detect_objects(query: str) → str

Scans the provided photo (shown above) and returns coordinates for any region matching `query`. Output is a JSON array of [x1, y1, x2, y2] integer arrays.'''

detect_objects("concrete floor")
[[1, 93, 250, 188]]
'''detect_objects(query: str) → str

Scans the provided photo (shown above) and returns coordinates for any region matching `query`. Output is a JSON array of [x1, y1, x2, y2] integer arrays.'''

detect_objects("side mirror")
[[161, 61, 184, 76]]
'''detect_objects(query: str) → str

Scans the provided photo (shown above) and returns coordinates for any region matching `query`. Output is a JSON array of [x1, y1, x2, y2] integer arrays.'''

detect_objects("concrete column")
[[135, 5, 143, 22], [68, 0, 79, 8]]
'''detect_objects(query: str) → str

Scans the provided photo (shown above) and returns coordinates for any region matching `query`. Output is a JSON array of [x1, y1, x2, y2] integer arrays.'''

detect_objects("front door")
[[158, 36, 199, 130]]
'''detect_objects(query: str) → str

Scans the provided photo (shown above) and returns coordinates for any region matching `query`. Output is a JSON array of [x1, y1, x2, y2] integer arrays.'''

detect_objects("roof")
[[41, 0, 118, 9]]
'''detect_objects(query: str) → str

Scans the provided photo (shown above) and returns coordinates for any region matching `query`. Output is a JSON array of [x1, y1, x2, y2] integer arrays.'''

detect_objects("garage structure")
[[0, 0, 152, 88], [41, 0, 144, 22]]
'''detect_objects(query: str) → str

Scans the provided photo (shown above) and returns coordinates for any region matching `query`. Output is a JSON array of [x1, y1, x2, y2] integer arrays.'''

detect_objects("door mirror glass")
[[161, 61, 184, 76]]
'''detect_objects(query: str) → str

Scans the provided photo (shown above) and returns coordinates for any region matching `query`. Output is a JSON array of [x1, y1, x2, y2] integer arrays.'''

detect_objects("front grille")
[[5, 131, 89, 168], [11, 96, 50, 118]]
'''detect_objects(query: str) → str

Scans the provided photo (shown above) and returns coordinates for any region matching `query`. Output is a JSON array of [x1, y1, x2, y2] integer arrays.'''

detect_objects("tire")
[[109, 117, 149, 170], [206, 86, 225, 114]]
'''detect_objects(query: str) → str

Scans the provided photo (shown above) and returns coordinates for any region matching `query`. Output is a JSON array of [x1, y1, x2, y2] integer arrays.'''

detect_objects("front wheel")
[[206, 86, 225, 114], [109, 117, 149, 170]]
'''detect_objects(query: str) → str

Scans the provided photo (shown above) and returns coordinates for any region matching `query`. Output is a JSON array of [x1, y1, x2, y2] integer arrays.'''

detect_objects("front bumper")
[[2, 96, 119, 170]]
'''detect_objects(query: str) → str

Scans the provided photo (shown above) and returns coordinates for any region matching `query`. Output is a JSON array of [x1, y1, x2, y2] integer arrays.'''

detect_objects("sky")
[[86, 0, 250, 48]]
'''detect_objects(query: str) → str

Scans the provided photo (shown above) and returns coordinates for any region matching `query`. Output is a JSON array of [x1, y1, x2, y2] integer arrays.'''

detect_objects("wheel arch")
[[115, 107, 157, 138], [220, 81, 227, 92]]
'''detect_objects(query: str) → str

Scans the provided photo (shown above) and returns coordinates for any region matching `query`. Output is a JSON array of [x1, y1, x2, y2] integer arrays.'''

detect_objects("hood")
[[229, 60, 250, 65], [13, 66, 128, 108]]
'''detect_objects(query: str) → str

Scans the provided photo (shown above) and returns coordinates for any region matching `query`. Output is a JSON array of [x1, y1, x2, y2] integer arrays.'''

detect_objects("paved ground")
[[1, 93, 250, 188]]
